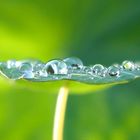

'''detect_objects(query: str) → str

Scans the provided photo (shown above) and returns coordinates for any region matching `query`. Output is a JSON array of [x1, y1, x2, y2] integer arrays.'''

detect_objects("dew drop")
[[100, 67, 108, 77], [134, 62, 140, 71], [19, 62, 34, 78], [122, 61, 135, 71], [0, 61, 23, 79], [108, 66, 120, 77], [92, 64, 104, 75], [7, 60, 21, 69], [33, 63, 45, 71], [20, 62, 33, 72], [113, 64, 123, 70], [32, 63, 47, 77], [58, 61, 68, 74], [44, 60, 68, 75], [63, 57, 83, 69], [83, 66, 92, 75]]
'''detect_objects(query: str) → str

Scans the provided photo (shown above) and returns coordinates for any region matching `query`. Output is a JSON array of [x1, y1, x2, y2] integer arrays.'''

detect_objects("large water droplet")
[[92, 64, 105, 75], [108, 66, 120, 77], [44, 60, 68, 75], [63, 57, 83, 69], [19, 62, 34, 78], [122, 61, 135, 71]]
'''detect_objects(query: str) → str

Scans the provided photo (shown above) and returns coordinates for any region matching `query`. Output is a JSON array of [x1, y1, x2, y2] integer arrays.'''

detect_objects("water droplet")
[[7, 60, 21, 69], [63, 57, 83, 69], [108, 66, 120, 77], [33, 63, 47, 77], [113, 64, 123, 70], [134, 63, 140, 70], [100, 67, 108, 77], [0, 61, 23, 79], [33, 63, 45, 71], [20, 62, 33, 71], [19, 62, 34, 78], [92, 64, 104, 75], [83, 66, 92, 75], [44, 60, 68, 75], [122, 61, 135, 71]]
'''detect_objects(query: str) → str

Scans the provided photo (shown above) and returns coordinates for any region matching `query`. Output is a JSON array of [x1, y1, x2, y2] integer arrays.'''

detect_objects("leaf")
[[0, 58, 139, 94], [0, 1, 140, 140]]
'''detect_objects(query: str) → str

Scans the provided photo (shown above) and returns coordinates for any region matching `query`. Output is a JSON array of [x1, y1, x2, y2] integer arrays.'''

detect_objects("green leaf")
[[0, 58, 139, 94], [0, 1, 140, 140]]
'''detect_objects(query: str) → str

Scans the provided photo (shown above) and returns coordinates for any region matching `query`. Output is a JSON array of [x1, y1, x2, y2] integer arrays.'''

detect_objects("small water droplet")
[[113, 64, 123, 70], [83, 66, 92, 75], [33, 63, 45, 71], [100, 67, 108, 77], [122, 61, 135, 71], [20, 62, 33, 71], [44, 60, 68, 75], [108, 66, 120, 77], [32, 62, 47, 77], [134, 63, 140, 70], [63, 57, 83, 69], [19, 62, 34, 78], [0, 61, 23, 79], [92, 64, 104, 75], [7, 60, 21, 69]]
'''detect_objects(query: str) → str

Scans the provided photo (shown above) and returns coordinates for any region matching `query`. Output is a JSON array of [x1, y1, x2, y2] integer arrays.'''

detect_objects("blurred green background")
[[0, 0, 140, 140]]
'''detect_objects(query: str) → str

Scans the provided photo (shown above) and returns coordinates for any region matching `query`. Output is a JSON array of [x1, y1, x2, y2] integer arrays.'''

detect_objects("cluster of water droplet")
[[0, 57, 139, 81]]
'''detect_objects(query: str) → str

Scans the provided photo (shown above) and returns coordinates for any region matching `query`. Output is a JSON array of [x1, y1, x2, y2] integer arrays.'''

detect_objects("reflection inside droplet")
[[47, 65, 55, 74], [108, 66, 120, 77]]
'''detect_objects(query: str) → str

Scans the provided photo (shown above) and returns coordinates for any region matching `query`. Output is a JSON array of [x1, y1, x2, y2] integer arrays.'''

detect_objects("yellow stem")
[[53, 86, 69, 140]]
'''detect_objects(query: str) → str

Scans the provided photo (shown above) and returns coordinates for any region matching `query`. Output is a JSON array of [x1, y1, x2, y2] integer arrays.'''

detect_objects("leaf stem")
[[53, 86, 69, 140]]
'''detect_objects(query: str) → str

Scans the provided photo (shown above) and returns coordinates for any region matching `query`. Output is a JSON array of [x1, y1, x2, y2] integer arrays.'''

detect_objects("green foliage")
[[0, 0, 140, 140]]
